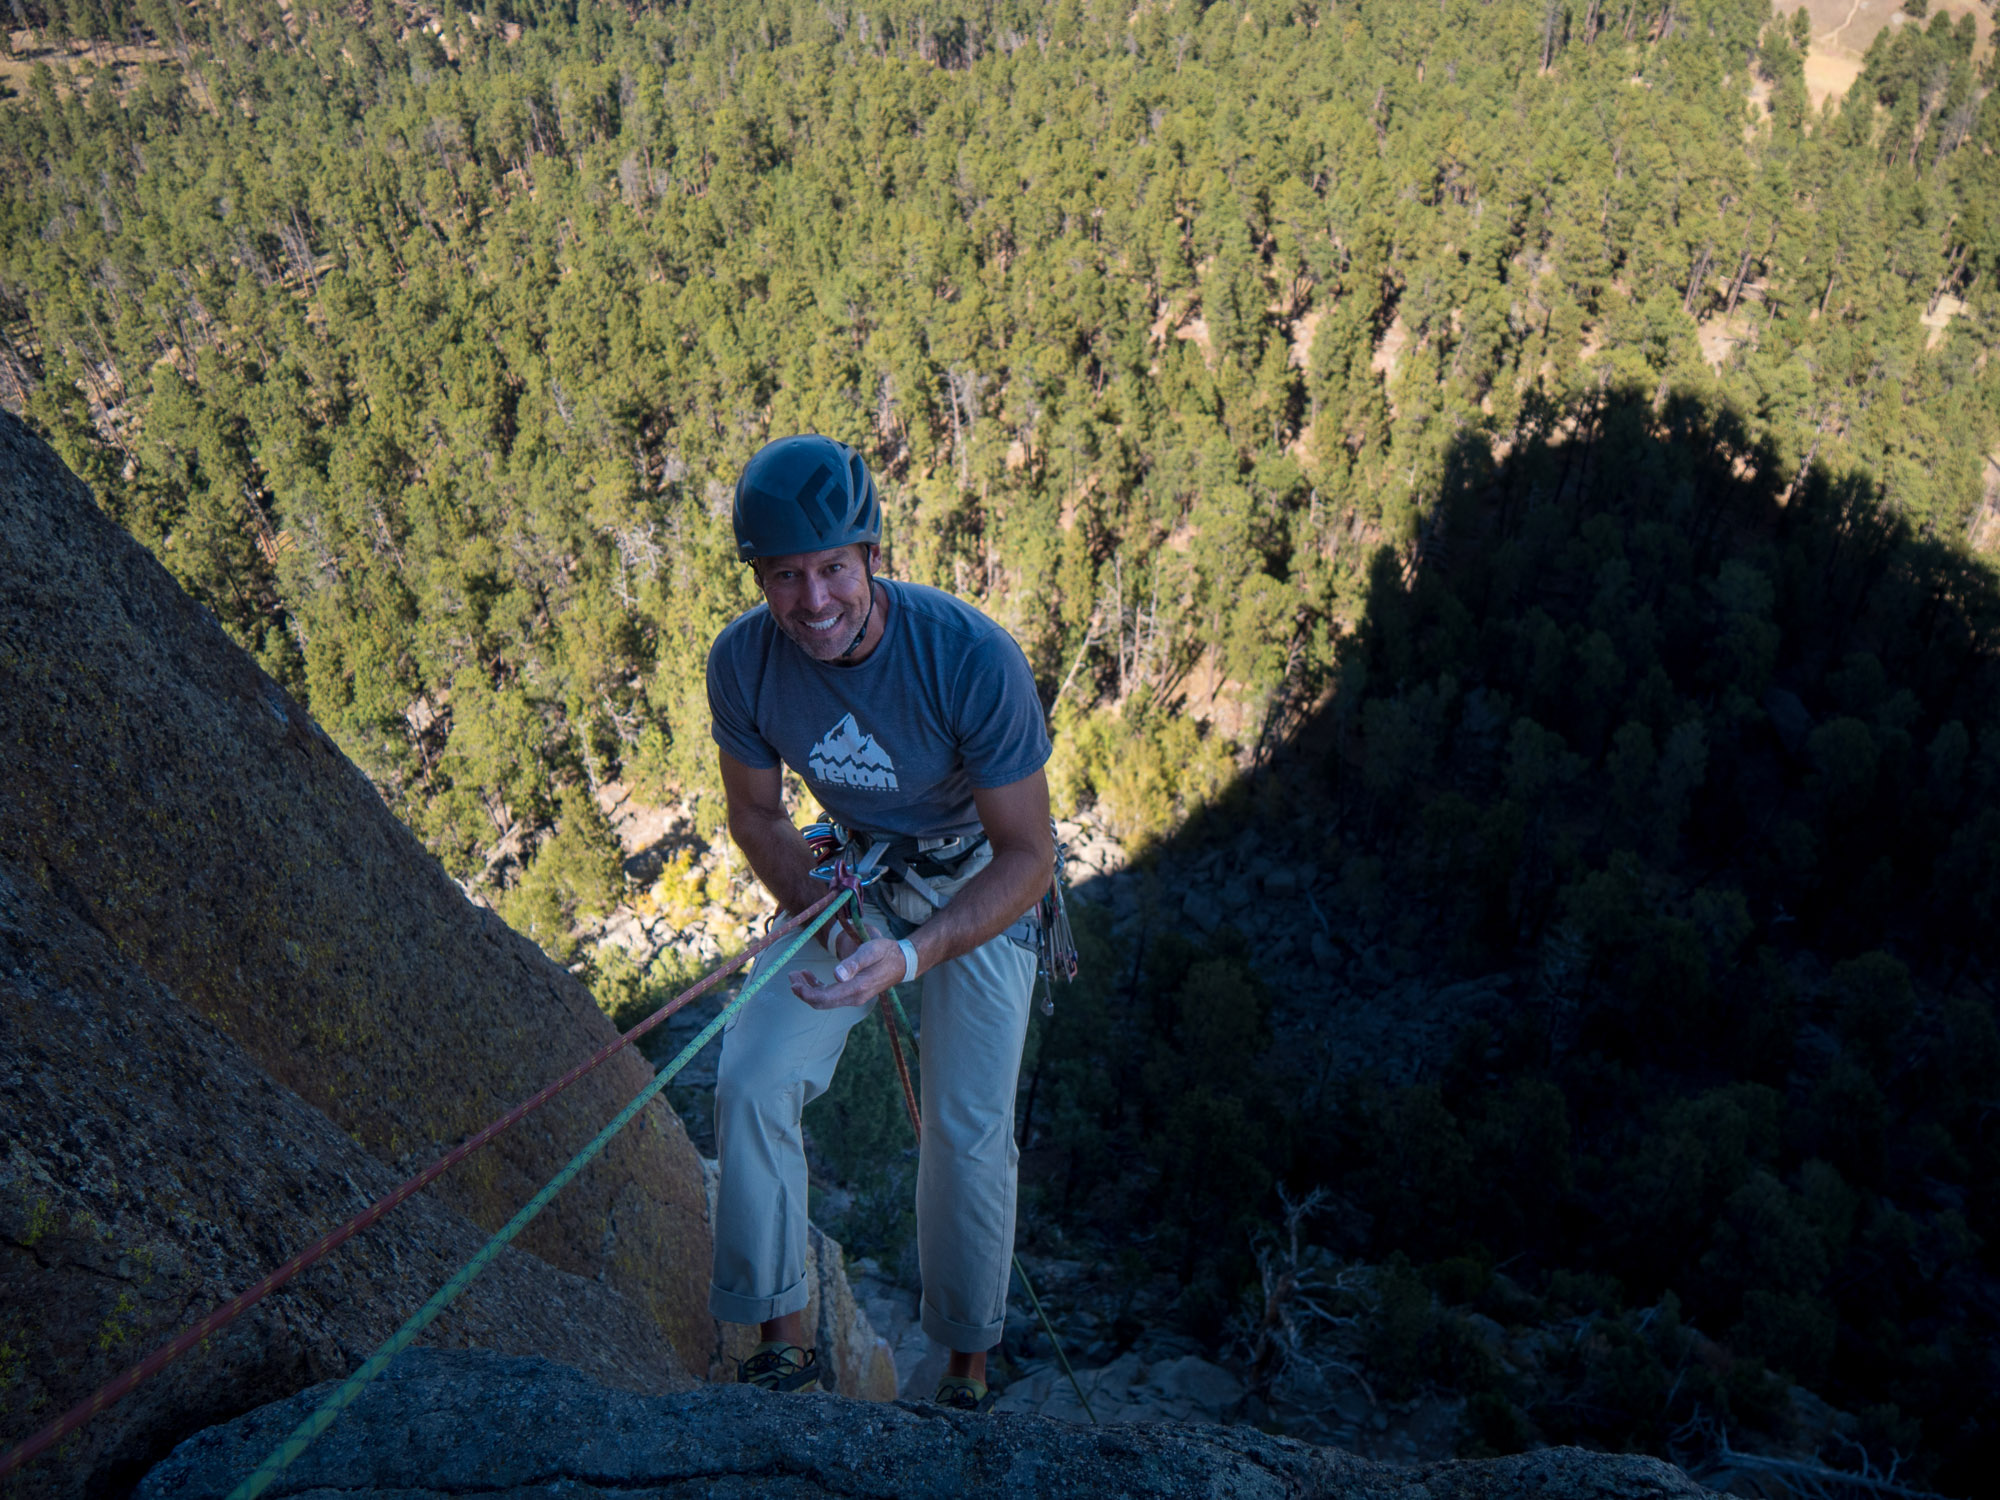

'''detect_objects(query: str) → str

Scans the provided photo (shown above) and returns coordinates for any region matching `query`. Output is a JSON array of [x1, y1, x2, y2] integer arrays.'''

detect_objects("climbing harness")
[[0, 889, 851, 1490], [802, 818, 1081, 1015]]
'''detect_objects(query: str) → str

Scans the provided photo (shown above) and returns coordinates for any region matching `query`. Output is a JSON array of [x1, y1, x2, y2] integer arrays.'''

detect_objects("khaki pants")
[[708, 858, 1038, 1352]]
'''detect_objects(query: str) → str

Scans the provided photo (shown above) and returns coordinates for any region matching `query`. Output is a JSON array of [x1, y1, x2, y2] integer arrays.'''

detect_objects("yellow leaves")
[[635, 848, 710, 926], [634, 847, 763, 931], [1049, 702, 1237, 850]]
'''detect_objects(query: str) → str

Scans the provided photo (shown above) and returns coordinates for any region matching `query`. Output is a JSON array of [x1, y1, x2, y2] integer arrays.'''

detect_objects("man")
[[704, 433, 1054, 1412]]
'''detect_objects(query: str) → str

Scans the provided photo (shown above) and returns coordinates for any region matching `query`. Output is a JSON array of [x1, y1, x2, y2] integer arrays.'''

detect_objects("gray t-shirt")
[[706, 580, 1052, 839]]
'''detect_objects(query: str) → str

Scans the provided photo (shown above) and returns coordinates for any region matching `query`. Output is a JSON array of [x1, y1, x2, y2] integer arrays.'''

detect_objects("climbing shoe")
[[931, 1375, 998, 1413], [738, 1342, 821, 1393]]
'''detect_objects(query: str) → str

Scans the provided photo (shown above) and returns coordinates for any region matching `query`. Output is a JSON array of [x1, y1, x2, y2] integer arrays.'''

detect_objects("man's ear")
[[863, 542, 882, 573]]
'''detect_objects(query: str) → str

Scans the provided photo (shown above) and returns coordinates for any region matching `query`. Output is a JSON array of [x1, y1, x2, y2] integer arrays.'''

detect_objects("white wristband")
[[897, 939, 920, 984]]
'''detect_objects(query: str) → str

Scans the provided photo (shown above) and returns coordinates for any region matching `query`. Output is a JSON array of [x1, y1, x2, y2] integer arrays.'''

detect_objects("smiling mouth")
[[798, 613, 844, 634]]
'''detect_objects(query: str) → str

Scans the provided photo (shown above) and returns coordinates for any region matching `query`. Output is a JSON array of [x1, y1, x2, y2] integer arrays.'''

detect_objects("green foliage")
[[1042, 381, 2000, 1477], [493, 787, 621, 960], [7, 0, 1993, 956], [1050, 700, 1238, 849], [6, 1, 2000, 1479]]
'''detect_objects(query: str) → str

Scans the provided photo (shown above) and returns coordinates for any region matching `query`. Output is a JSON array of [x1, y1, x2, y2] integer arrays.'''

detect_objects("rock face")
[[0, 410, 714, 1372], [137, 1348, 1714, 1499], [0, 410, 713, 1490], [0, 410, 892, 1491], [0, 860, 693, 1496]]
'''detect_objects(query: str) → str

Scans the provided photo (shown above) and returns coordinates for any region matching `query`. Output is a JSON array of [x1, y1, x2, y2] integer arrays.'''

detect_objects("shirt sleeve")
[[952, 628, 1054, 788], [706, 622, 780, 769]]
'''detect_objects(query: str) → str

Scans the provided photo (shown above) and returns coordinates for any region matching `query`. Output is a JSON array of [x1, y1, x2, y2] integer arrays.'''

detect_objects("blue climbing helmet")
[[731, 435, 880, 563]]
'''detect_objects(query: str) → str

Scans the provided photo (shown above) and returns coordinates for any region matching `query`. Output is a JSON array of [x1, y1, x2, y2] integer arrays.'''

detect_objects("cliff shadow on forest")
[[1014, 381, 2000, 1491]]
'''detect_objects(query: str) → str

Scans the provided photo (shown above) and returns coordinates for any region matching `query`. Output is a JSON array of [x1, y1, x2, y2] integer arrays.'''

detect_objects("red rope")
[[820, 855, 918, 1135], [0, 886, 842, 1482], [879, 999, 922, 1143]]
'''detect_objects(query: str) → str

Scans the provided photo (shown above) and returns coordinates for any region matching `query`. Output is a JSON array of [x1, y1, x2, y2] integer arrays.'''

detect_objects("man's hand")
[[792, 933, 907, 1010]]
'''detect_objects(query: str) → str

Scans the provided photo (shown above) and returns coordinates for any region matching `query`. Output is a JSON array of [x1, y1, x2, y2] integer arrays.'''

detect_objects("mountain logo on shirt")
[[807, 712, 899, 791]]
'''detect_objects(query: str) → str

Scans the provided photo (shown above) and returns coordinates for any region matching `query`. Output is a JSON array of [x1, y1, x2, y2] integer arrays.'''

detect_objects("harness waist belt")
[[842, 827, 1039, 950], [852, 829, 988, 880]]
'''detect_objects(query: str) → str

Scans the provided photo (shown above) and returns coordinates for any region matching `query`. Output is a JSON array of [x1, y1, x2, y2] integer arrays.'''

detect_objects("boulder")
[[1181, 890, 1223, 934], [136, 1347, 1718, 1499], [997, 1351, 1245, 1426]]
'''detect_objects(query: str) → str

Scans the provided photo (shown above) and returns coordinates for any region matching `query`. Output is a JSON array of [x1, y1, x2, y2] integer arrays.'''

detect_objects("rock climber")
[[704, 433, 1054, 1413]]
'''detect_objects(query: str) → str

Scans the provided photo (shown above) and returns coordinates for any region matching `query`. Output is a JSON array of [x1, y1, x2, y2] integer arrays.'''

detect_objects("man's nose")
[[800, 573, 834, 611]]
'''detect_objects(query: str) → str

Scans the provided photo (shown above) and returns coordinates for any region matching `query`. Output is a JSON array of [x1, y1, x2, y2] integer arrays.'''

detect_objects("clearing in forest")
[[1793, 0, 1992, 108]]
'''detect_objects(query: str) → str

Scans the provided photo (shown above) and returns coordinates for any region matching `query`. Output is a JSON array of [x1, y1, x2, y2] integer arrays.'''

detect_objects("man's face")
[[755, 543, 880, 661]]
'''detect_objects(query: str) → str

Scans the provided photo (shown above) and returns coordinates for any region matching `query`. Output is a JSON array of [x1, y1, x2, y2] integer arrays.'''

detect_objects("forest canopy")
[[4, 0, 1995, 940]]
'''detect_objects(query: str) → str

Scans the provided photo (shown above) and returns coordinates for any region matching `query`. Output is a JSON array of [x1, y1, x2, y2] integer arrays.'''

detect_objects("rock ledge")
[[138, 1347, 1712, 1499]]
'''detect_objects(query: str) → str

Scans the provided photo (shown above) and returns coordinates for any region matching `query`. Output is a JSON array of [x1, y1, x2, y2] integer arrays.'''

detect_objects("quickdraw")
[[1034, 821, 1081, 1016]]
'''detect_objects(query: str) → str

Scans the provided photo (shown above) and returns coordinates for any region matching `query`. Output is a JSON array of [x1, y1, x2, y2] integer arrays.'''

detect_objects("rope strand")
[[225, 894, 852, 1500], [0, 888, 846, 1486]]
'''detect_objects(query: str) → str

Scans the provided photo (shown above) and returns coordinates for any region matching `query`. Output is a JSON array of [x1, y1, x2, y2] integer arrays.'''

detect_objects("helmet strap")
[[836, 565, 877, 663]]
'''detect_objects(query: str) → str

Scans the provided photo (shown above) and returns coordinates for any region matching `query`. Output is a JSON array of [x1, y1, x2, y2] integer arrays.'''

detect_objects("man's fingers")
[[789, 942, 899, 1010]]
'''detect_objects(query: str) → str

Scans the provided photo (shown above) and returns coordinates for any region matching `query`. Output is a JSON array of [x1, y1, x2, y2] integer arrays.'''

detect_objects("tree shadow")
[[1034, 379, 2000, 1486]]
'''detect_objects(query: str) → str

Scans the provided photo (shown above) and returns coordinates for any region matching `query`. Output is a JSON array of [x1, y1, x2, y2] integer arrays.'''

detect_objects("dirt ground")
[[1, 29, 171, 105], [1787, 0, 1992, 110]]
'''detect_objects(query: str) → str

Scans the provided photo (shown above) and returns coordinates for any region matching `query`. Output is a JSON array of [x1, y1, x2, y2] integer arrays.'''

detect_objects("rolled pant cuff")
[[709, 1275, 811, 1328], [921, 1296, 1005, 1354]]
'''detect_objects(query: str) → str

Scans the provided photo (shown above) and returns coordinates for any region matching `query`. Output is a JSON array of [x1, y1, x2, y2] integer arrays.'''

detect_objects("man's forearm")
[[907, 846, 1047, 973], [728, 807, 823, 915]]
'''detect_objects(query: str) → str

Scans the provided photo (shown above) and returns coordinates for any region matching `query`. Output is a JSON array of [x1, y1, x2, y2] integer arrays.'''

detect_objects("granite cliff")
[[0, 408, 894, 1495]]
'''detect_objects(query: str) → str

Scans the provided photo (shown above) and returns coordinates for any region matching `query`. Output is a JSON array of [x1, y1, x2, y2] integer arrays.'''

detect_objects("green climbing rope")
[[226, 894, 851, 1500]]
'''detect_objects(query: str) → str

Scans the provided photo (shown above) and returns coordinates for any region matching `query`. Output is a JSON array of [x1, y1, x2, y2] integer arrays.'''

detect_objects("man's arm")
[[719, 750, 824, 917], [790, 767, 1055, 1011]]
